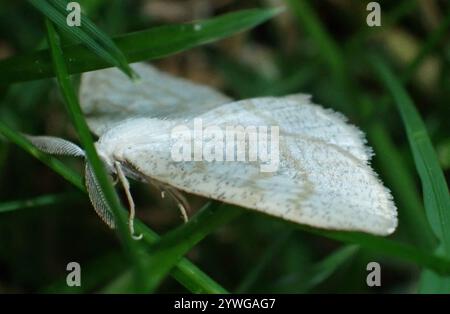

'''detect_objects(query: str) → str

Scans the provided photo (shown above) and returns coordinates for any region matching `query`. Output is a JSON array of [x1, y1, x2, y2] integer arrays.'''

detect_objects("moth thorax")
[[95, 143, 116, 174]]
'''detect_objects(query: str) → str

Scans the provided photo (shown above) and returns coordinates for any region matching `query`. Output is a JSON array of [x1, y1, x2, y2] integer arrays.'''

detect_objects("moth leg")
[[165, 187, 190, 223], [147, 180, 189, 223], [114, 161, 143, 240], [177, 202, 189, 223], [111, 175, 119, 185]]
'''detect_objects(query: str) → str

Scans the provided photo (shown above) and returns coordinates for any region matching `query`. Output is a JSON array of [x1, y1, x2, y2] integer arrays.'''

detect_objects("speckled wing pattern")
[[105, 96, 397, 236], [79, 62, 231, 136], [81, 63, 397, 235]]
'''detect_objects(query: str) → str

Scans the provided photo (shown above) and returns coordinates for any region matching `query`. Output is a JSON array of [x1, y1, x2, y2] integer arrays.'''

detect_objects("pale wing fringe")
[[25, 135, 85, 157], [85, 163, 116, 229]]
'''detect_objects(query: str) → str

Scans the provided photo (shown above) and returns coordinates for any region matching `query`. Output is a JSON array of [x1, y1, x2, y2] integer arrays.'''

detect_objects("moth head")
[[25, 134, 117, 177], [95, 145, 116, 175]]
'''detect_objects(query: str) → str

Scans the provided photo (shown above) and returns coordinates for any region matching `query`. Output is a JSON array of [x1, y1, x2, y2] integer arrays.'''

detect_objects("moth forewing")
[[25, 62, 398, 237], [79, 62, 232, 136], [115, 109, 397, 236]]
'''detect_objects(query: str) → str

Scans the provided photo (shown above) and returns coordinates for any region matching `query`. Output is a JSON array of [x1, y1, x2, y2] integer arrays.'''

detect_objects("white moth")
[[27, 62, 397, 238]]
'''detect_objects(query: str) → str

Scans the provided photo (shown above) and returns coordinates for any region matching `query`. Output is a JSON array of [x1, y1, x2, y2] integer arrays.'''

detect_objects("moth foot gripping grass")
[[26, 62, 397, 238]]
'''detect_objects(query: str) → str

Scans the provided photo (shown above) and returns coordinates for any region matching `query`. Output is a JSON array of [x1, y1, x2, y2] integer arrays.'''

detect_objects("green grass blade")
[[50, 0, 136, 77], [42, 251, 126, 293], [102, 202, 240, 293], [101, 214, 232, 294], [134, 218, 229, 293], [45, 19, 147, 291], [100, 270, 134, 293], [3, 115, 450, 278], [170, 258, 229, 294], [107, 201, 450, 287], [28, 0, 135, 78], [0, 192, 75, 213], [370, 56, 450, 292], [284, 0, 436, 250], [297, 225, 450, 276], [370, 56, 450, 256], [298, 245, 359, 292], [368, 122, 436, 249], [235, 230, 293, 293], [0, 122, 84, 190], [138, 203, 241, 292], [0, 7, 282, 84], [419, 271, 450, 293], [0, 122, 228, 293], [419, 244, 450, 293], [139, 198, 450, 290]]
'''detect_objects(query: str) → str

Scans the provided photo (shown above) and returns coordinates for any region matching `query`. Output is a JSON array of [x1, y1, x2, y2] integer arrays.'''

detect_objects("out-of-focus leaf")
[[0, 8, 282, 84], [28, 0, 135, 78]]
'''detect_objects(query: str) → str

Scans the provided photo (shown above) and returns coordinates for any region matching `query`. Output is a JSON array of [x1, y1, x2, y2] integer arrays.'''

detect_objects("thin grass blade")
[[0, 122, 228, 293], [370, 56, 450, 255], [0, 193, 75, 213], [0, 8, 282, 84], [28, 0, 135, 78], [45, 19, 147, 291], [139, 202, 241, 292], [297, 245, 359, 292], [371, 55, 450, 292]]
